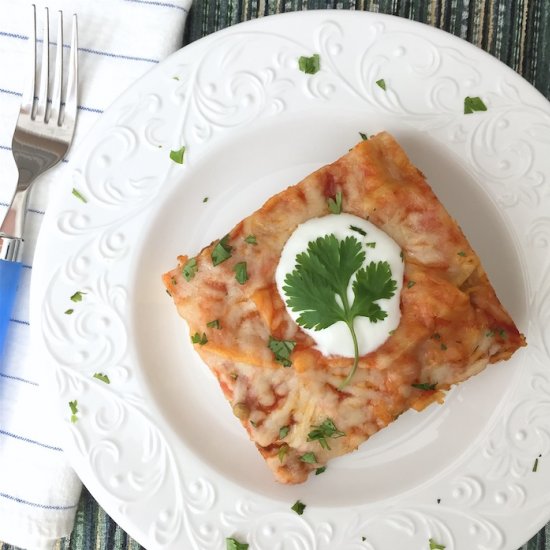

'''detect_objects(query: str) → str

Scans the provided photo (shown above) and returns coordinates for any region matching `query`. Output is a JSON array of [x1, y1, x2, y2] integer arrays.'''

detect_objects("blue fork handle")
[[0, 259, 23, 362]]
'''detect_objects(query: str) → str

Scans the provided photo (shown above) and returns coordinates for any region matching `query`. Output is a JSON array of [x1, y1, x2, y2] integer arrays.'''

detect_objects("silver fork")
[[0, 5, 78, 358]]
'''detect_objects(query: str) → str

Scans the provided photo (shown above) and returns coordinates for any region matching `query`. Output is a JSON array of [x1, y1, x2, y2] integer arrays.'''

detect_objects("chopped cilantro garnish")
[[226, 538, 249, 550], [307, 418, 345, 450], [69, 400, 78, 423], [486, 330, 495, 337], [464, 96, 487, 114], [359, 132, 368, 141], [432, 333, 441, 340], [191, 332, 208, 345], [207, 319, 221, 329], [278, 444, 288, 463], [407, 280, 416, 288], [70, 291, 86, 303], [203, 197, 208, 203], [440, 343, 448, 351], [212, 235, 233, 266], [182, 257, 198, 281], [268, 336, 296, 367], [533, 457, 540, 472], [429, 539, 446, 550], [279, 425, 290, 439], [64, 309, 74, 315], [169, 146, 186, 164], [291, 500, 306, 515], [457, 251, 466, 257], [498, 329, 507, 338], [298, 54, 320, 75], [283, 234, 397, 388], [93, 373, 110, 384], [412, 383, 437, 391], [244, 234, 257, 245], [376, 78, 386, 90], [327, 191, 343, 214], [300, 452, 317, 464], [362, 536, 367, 541], [315, 466, 326, 475], [234, 261, 248, 284], [365, 242, 376, 248], [72, 188, 87, 203], [349, 225, 366, 236]]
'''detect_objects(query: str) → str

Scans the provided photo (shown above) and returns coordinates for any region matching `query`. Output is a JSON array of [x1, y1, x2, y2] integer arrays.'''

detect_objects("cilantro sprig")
[[283, 234, 397, 388]]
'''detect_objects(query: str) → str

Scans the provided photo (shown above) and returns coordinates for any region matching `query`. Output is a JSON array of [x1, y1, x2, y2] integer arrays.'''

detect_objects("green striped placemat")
[[2, 1, 549, 549]]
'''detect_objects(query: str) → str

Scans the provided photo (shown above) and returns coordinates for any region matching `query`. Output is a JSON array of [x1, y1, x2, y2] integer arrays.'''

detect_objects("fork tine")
[[36, 7, 49, 122], [50, 11, 63, 126], [63, 13, 78, 127], [21, 5, 36, 117]]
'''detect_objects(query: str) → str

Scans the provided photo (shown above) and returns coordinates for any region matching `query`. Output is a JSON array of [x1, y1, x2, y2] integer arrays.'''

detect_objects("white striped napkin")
[[0, 1, 191, 548]]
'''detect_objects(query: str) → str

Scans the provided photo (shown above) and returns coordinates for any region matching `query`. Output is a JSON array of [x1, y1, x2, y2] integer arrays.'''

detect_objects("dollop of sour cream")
[[275, 214, 404, 358]]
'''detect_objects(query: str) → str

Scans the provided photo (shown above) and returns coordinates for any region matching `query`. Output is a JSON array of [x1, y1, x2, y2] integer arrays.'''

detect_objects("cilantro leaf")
[[315, 466, 326, 475], [72, 188, 87, 203], [226, 537, 249, 550], [207, 319, 221, 329], [70, 291, 86, 303], [182, 257, 197, 281], [212, 235, 233, 266], [376, 78, 386, 90], [349, 225, 366, 236], [69, 400, 78, 423], [300, 452, 317, 464], [283, 235, 396, 388], [359, 132, 368, 141], [412, 383, 436, 390], [349, 261, 397, 322], [429, 539, 446, 550], [64, 309, 74, 315], [291, 500, 306, 515], [169, 146, 186, 164], [93, 373, 110, 384], [268, 336, 296, 367], [464, 96, 487, 114], [279, 425, 290, 439], [533, 457, 540, 472], [191, 332, 208, 345], [234, 261, 248, 284], [244, 234, 257, 245], [327, 191, 343, 214], [307, 418, 345, 450], [298, 54, 320, 75]]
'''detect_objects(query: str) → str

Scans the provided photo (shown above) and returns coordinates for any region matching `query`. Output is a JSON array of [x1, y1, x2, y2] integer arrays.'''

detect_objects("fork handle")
[[0, 259, 23, 361]]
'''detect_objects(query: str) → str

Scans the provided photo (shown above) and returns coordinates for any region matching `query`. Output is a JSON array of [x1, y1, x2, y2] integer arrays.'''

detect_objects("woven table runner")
[[2, 0, 549, 549]]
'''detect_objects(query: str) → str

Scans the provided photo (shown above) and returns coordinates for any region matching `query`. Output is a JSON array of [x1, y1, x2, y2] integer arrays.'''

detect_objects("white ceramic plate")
[[32, 11, 550, 550]]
